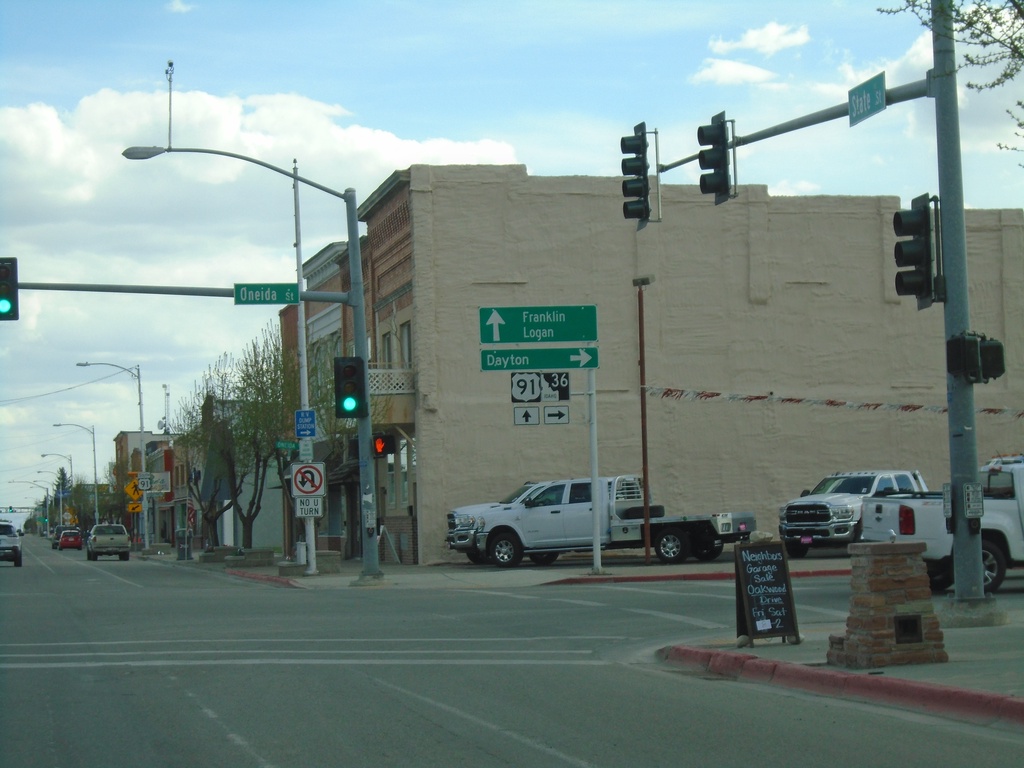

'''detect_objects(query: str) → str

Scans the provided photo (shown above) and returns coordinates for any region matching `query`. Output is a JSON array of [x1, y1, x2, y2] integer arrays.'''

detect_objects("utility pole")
[[931, 0, 1004, 625]]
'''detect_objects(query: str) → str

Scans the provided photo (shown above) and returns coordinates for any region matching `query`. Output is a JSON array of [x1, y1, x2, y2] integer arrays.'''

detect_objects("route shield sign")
[[480, 305, 597, 344]]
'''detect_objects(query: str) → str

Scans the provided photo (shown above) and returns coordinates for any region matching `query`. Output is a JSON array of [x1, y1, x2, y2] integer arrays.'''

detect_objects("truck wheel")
[[692, 538, 724, 562], [488, 532, 523, 568], [981, 539, 1007, 593], [928, 566, 954, 593], [529, 552, 559, 566], [784, 541, 809, 559], [119, 551, 130, 562], [14, 551, 22, 567], [654, 529, 690, 564]]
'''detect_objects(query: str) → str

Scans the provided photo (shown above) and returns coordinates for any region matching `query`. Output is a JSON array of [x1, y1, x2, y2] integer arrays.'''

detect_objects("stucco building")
[[294, 164, 1022, 565]]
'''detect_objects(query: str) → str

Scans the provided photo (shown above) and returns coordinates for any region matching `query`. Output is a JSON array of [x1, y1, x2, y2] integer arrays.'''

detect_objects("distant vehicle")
[[87, 524, 130, 561], [0, 522, 22, 567], [58, 529, 82, 551], [51, 525, 75, 549], [778, 470, 928, 558]]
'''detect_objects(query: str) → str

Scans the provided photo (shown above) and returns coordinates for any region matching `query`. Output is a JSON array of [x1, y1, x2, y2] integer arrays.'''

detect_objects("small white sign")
[[295, 495, 323, 518], [513, 406, 540, 425]]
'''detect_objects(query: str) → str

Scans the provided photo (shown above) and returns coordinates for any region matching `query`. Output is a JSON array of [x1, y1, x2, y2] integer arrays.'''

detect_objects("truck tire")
[[692, 538, 724, 562], [488, 531, 523, 568], [927, 563, 954, 592], [529, 552, 559, 566], [14, 551, 22, 567], [654, 529, 690, 564], [981, 539, 1007, 593], [119, 551, 130, 561]]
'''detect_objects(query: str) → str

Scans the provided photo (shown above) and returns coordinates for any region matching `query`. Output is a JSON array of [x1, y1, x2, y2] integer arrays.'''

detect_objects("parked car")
[[57, 529, 82, 551]]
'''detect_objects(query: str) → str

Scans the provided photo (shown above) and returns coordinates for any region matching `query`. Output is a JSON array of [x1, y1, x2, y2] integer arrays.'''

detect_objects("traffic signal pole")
[[931, 0, 998, 620]]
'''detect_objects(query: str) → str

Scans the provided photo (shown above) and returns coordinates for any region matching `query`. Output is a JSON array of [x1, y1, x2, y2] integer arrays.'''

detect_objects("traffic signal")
[[333, 356, 368, 418], [893, 194, 936, 310], [0, 257, 18, 321], [946, 333, 1005, 384], [620, 122, 650, 221], [697, 112, 731, 205], [372, 433, 396, 458]]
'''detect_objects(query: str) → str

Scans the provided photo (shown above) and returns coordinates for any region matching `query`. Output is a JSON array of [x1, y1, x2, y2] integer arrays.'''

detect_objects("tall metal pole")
[[932, 0, 986, 605], [634, 276, 654, 564], [345, 190, 382, 581], [293, 161, 317, 576]]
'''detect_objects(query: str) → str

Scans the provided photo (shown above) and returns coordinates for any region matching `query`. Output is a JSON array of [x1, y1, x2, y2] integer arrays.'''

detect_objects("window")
[[400, 322, 412, 366], [569, 483, 591, 503], [381, 332, 394, 365]]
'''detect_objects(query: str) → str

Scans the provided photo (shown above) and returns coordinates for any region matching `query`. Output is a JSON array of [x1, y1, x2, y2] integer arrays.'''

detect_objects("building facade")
[[298, 164, 1022, 565]]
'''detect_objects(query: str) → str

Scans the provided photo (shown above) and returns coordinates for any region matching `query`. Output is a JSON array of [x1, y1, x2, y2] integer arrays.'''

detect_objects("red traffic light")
[[372, 434, 396, 458]]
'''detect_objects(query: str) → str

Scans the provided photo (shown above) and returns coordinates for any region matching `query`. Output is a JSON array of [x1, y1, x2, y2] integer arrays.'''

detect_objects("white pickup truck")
[[861, 463, 1024, 593], [778, 470, 928, 558], [87, 523, 131, 561], [445, 474, 756, 567]]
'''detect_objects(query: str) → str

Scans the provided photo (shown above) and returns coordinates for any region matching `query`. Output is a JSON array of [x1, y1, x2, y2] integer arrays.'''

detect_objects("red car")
[[58, 529, 82, 551]]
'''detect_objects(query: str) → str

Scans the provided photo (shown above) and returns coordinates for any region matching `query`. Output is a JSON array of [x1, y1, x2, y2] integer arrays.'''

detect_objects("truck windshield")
[[499, 484, 536, 504], [810, 476, 877, 495]]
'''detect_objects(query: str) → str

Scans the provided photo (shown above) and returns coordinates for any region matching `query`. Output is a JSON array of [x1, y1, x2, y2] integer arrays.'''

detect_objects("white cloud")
[[691, 59, 777, 86], [166, 0, 194, 13], [710, 22, 810, 56]]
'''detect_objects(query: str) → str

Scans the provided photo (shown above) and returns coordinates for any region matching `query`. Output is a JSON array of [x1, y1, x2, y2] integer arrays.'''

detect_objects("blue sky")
[[1, 0, 1021, 507]]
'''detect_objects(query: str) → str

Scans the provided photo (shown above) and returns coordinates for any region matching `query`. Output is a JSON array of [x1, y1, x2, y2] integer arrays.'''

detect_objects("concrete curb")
[[224, 568, 302, 589], [658, 645, 1024, 729]]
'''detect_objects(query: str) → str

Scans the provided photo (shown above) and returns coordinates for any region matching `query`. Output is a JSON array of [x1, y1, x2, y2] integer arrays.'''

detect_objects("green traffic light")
[[341, 395, 358, 412], [0, 299, 11, 315]]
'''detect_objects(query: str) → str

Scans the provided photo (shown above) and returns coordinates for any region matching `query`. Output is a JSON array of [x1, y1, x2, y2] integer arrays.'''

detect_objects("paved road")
[[2, 536, 1022, 767]]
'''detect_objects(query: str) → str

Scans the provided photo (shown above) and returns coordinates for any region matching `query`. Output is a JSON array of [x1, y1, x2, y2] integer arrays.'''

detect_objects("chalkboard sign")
[[734, 540, 800, 643]]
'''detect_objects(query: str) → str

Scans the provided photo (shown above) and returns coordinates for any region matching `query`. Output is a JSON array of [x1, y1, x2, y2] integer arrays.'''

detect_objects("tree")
[[880, 1, 1024, 159], [172, 355, 239, 548], [233, 324, 300, 548]]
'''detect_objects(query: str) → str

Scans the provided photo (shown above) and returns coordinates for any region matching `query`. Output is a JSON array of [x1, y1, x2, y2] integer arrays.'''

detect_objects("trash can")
[[176, 528, 193, 561]]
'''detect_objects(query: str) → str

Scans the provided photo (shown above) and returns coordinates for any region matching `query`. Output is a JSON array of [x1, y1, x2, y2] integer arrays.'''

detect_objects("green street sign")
[[479, 305, 597, 344], [234, 283, 299, 305], [275, 440, 300, 451], [849, 72, 886, 127], [481, 347, 599, 371]]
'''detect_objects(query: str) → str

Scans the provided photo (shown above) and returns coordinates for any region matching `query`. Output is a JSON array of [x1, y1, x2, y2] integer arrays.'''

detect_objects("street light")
[[123, 143, 381, 581], [9, 480, 52, 533], [36, 470, 64, 528], [53, 423, 99, 530], [42, 452, 73, 491], [77, 361, 146, 546]]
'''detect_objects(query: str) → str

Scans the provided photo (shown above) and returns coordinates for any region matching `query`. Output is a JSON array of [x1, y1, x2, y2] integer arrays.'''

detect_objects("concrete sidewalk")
[[144, 548, 1024, 730]]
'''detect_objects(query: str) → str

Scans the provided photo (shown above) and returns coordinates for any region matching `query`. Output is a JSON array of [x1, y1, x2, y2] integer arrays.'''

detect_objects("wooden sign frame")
[[734, 540, 800, 643]]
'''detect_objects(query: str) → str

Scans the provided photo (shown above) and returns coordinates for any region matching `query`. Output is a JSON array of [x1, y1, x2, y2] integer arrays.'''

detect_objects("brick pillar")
[[828, 541, 947, 669]]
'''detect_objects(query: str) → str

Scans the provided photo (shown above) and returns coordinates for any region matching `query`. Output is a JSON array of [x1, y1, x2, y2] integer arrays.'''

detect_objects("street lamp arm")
[[122, 146, 353, 202], [77, 361, 138, 380]]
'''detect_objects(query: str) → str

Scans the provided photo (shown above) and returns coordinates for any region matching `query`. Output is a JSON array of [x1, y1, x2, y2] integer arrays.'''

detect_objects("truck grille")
[[784, 505, 831, 524]]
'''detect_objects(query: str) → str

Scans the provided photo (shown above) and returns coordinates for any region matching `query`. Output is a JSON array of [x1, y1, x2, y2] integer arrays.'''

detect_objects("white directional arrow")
[[485, 309, 505, 342], [570, 348, 592, 367]]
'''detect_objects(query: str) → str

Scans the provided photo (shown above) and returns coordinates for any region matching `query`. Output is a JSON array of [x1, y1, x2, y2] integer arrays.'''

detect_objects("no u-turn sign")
[[290, 462, 326, 497]]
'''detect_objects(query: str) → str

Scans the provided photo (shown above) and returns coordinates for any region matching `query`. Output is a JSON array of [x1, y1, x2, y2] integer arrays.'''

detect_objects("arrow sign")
[[479, 305, 597, 344], [482, 347, 599, 371]]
